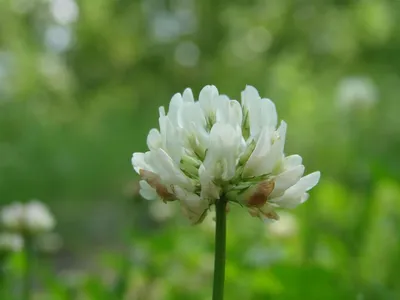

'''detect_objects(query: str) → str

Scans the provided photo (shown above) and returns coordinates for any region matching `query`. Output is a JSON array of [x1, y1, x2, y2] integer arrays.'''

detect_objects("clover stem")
[[22, 235, 34, 300], [212, 197, 227, 300]]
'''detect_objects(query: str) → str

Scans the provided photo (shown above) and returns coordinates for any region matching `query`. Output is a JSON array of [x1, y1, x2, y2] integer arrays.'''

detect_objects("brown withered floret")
[[246, 181, 275, 207], [139, 169, 176, 202], [248, 206, 279, 221], [262, 210, 279, 221]]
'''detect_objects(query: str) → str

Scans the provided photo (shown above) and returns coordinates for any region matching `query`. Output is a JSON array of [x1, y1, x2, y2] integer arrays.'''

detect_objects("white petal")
[[175, 186, 209, 223], [241, 86, 278, 138], [284, 155, 303, 168], [178, 102, 206, 130], [208, 123, 238, 153], [165, 118, 183, 164], [301, 193, 310, 204], [158, 115, 182, 164], [270, 194, 303, 209], [270, 171, 320, 208], [242, 86, 263, 137], [178, 102, 209, 152], [158, 106, 166, 118], [131, 152, 153, 174], [243, 127, 272, 177], [182, 88, 194, 103], [199, 165, 221, 199], [152, 148, 194, 191], [276, 120, 287, 147], [260, 98, 277, 129], [174, 186, 204, 207], [241, 85, 260, 108], [147, 129, 162, 151], [216, 97, 243, 128], [243, 121, 286, 177], [270, 165, 305, 198], [203, 123, 241, 180], [260, 121, 287, 172], [199, 85, 219, 116], [168, 93, 183, 125], [286, 171, 321, 195], [139, 180, 158, 200]]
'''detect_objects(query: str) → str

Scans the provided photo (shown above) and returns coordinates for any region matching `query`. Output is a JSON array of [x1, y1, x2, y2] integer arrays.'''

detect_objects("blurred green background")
[[1, 0, 400, 299]]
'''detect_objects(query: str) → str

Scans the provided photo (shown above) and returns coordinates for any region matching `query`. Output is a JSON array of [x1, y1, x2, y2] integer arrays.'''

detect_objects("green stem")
[[112, 256, 130, 299], [212, 197, 227, 300], [0, 253, 5, 294], [23, 236, 34, 300]]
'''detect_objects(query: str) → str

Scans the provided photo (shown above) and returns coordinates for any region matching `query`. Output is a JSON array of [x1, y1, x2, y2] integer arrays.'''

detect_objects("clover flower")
[[267, 212, 298, 238], [337, 76, 378, 110], [132, 85, 320, 224], [0, 200, 55, 234], [0, 232, 24, 253]]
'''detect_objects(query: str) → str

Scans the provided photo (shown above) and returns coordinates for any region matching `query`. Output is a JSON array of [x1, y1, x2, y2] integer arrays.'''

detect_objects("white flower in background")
[[337, 76, 378, 109], [132, 85, 320, 224], [0, 200, 55, 234], [267, 212, 298, 238], [199, 211, 216, 235], [0, 233, 24, 252], [50, 0, 79, 25], [149, 200, 175, 222]]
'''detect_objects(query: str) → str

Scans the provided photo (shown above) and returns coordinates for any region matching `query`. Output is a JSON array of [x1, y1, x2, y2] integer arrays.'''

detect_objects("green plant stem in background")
[[0, 253, 5, 291], [23, 236, 34, 300], [212, 197, 227, 300], [0, 252, 4, 270], [112, 256, 130, 299]]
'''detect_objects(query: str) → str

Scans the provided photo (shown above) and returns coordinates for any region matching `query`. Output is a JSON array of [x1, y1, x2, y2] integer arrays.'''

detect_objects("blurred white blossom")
[[199, 211, 216, 234], [244, 245, 283, 267], [0, 233, 24, 252], [132, 85, 320, 224], [50, 0, 79, 25], [149, 200, 175, 222], [151, 12, 181, 43], [59, 269, 87, 289], [267, 212, 298, 238], [246, 27, 272, 53], [337, 77, 378, 109], [10, 0, 35, 14], [146, 1, 197, 43], [45, 25, 73, 53], [0, 200, 55, 234], [174, 41, 200, 67], [0, 51, 14, 96]]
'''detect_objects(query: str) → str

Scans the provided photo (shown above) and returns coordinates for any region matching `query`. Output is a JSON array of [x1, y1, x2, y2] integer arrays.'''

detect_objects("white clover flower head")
[[0, 202, 25, 231], [0, 232, 24, 253], [132, 85, 320, 224], [24, 200, 56, 232], [337, 76, 378, 110], [267, 212, 298, 238], [149, 200, 175, 222], [0, 200, 55, 234]]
